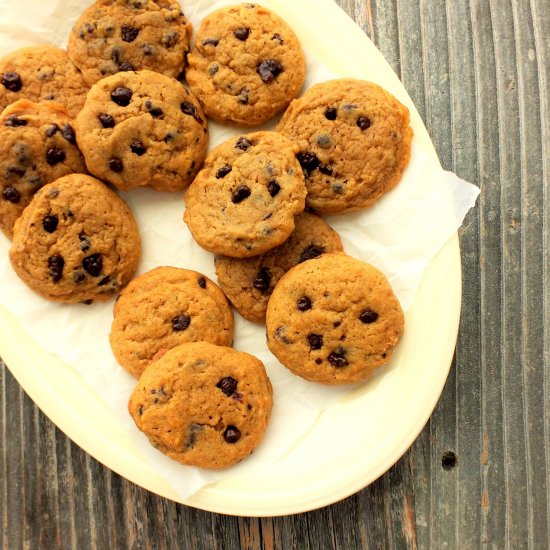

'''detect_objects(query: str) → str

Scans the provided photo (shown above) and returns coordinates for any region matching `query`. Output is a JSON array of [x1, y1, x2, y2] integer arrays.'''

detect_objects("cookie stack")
[[0, 1, 411, 470]]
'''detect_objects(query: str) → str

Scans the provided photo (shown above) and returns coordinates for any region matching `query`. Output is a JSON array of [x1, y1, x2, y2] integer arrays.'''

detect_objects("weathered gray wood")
[[1, 1, 549, 548]]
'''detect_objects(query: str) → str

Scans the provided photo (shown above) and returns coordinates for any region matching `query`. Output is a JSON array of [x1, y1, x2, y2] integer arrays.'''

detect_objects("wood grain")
[[1, 1, 548, 548]]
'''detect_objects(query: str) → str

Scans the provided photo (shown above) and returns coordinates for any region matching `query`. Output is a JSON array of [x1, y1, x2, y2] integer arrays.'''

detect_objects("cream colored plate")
[[0, 0, 460, 516]]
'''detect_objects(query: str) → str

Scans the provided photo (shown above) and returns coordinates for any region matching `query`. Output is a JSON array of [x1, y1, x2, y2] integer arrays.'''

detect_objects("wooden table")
[[1, 1, 548, 548]]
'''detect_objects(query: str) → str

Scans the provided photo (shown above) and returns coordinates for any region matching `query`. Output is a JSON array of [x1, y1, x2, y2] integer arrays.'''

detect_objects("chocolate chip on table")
[[98, 113, 115, 128], [328, 349, 348, 368], [299, 244, 326, 263], [357, 116, 371, 130], [267, 180, 280, 197], [216, 165, 232, 179], [109, 158, 123, 172], [61, 124, 76, 144], [121, 24, 139, 42], [324, 106, 337, 120], [359, 307, 379, 324], [82, 254, 103, 277], [171, 314, 191, 332], [2, 187, 20, 203], [130, 141, 146, 156], [234, 27, 250, 40], [48, 255, 64, 283], [42, 215, 58, 233], [253, 267, 272, 292], [223, 426, 241, 444], [216, 377, 238, 396], [118, 62, 135, 72], [296, 152, 320, 176], [1, 72, 22, 92], [235, 137, 252, 151], [46, 124, 59, 137], [319, 164, 333, 176], [79, 232, 91, 252], [308, 333, 323, 350], [72, 271, 86, 284], [4, 116, 27, 127], [297, 296, 312, 311], [232, 185, 251, 204], [180, 102, 203, 124], [256, 59, 283, 83], [46, 148, 66, 166], [203, 37, 219, 47], [161, 31, 179, 48], [198, 276, 207, 288], [111, 87, 133, 106]]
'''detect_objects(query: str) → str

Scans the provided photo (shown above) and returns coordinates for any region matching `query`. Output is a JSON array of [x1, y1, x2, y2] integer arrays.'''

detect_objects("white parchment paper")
[[0, 0, 479, 499]]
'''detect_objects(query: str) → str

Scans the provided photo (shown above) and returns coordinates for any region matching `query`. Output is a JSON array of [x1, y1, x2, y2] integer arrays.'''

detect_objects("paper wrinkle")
[[0, 0, 479, 500]]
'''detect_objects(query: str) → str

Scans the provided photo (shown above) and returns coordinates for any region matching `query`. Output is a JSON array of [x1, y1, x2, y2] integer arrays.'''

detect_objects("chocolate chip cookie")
[[186, 3, 306, 126], [68, 0, 192, 86], [9, 174, 141, 303], [184, 131, 306, 258], [75, 70, 208, 192], [215, 211, 343, 323], [266, 253, 404, 385], [128, 342, 273, 469], [278, 79, 413, 214], [0, 99, 87, 239], [0, 45, 89, 118], [110, 266, 234, 378]]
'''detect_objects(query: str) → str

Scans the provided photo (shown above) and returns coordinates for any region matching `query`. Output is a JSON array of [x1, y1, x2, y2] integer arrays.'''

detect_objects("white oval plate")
[[0, 0, 460, 516]]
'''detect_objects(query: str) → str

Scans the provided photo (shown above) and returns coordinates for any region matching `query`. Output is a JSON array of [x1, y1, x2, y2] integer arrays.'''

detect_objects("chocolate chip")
[[180, 102, 203, 124], [357, 116, 371, 130], [267, 180, 280, 197], [2, 187, 20, 203], [82, 254, 103, 277], [4, 116, 27, 127], [61, 124, 76, 144], [234, 27, 250, 40], [272, 33, 284, 43], [72, 271, 86, 284], [316, 134, 332, 148], [184, 423, 204, 450], [332, 182, 345, 194], [79, 22, 95, 38], [109, 158, 123, 172], [343, 104, 357, 111], [208, 63, 219, 76], [111, 87, 133, 106], [142, 44, 154, 56], [98, 276, 110, 286], [79, 232, 91, 252], [297, 296, 312, 311], [223, 426, 241, 444], [42, 215, 58, 233], [203, 37, 219, 47], [216, 377, 237, 396], [121, 24, 139, 42], [237, 87, 249, 105], [235, 137, 252, 151], [46, 124, 59, 137], [328, 350, 348, 368], [148, 106, 164, 118], [232, 185, 251, 204], [198, 276, 207, 288], [48, 255, 64, 282], [319, 164, 333, 176], [161, 31, 179, 48], [130, 141, 146, 156], [324, 107, 337, 120], [172, 314, 190, 331], [334, 320, 341, 327], [6, 166, 25, 177], [163, 131, 177, 142], [46, 148, 66, 166], [308, 333, 323, 350], [216, 165, 232, 179], [252, 267, 272, 292], [299, 244, 326, 263], [296, 152, 320, 176], [118, 62, 135, 72], [256, 59, 283, 83], [28, 175, 44, 186], [359, 308, 379, 324], [315, 358, 323, 365], [98, 113, 115, 128], [2, 72, 22, 92]]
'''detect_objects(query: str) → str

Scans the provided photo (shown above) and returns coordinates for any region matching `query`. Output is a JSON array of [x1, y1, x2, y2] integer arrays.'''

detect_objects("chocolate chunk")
[[235, 137, 252, 151], [252, 267, 272, 292], [79, 232, 91, 252], [72, 271, 86, 284], [98, 113, 115, 128], [46, 124, 59, 137], [296, 152, 320, 176], [111, 87, 133, 106], [232, 185, 251, 204], [121, 24, 139, 42], [359, 308, 379, 324], [328, 350, 348, 368], [198, 276, 207, 288], [171, 314, 191, 331], [256, 59, 283, 83], [61, 124, 76, 144], [297, 296, 312, 311], [216, 165, 232, 179], [161, 31, 179, 48], [130, 141, 146, 156], [316, 134, 332, 148], [109, 158, 123, 172], [180, 102, 203, 124], [357, 116, 371, 130], [42, 215, 58, 233], [234, 27, 250, 40], [2, 187, 20, 203], [2, 72, 22, 92], [82, 254, 103, 277], [202, 37, 219, 47], [308, 333, 323, 350], [267, 180, 280, 197], [216, 377, 238, 396], [118, 62, 135, 72], [223, 426, 241, 444], [324, 107, 337, 120], [299, 244, 326, 263], [319, 164, 333, 176], [46, 148, 66, 166], [48, 255, 64, 283], [4, 116, 27, 127]]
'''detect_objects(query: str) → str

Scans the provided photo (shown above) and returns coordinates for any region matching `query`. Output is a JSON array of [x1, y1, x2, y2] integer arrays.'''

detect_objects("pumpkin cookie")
[[128, 342, 273, 469]]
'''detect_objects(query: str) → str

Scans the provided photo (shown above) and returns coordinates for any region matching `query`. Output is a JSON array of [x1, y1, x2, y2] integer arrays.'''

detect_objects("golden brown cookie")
[[0, 99, 86, 238], [128, 342, 273, 469], [278, 79, 412, 214], [110, 266, 234, 378], [186, 3, 305, 126], [9, 174, 141, 303], [215, 211, 343, 323], [184, 131, 306, 258], [0, 45, 89, 118], [266, 253, 404, 385], [67, 0, 192, 86], [75, 70, 208, 192]]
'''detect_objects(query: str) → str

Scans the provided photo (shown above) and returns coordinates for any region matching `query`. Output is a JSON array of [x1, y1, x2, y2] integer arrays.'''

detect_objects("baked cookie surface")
[[75, 70, 208, 192], [215, 211, 343, 323], [266, 253, 404, 385], [0, 100, 86, 238], [110, 266, 234, 378], [68, 0, 192, 86], [278, 79, 412, 214], [186, 3, 305, 126], [0, 45, 89, 118], [128, 342, 273, 469], [9, 174, 141, 303], [184, 131, 306, 258]]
